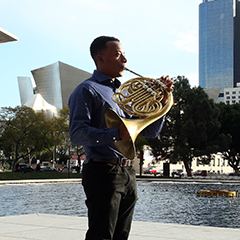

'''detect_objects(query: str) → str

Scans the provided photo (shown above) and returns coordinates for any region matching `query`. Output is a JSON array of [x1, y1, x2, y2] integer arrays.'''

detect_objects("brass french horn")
[[105, 67, 173, 160]]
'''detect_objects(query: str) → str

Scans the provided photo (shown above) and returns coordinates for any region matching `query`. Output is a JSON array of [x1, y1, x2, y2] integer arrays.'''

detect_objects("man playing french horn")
[[69, 36, 173, 240]]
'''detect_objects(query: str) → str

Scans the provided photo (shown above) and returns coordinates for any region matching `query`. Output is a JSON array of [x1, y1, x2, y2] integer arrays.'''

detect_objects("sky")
[[0, 0, 202, 108]]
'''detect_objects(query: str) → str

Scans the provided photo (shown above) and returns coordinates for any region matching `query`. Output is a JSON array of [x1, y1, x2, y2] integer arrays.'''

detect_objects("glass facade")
[[199, 0, 240, 102]]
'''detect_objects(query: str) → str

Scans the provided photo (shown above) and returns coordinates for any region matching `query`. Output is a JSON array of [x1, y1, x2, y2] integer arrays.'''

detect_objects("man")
[[69, 36, 173, 240]]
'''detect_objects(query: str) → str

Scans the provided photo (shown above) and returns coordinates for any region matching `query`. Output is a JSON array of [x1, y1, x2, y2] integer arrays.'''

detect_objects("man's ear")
[[97, 54, 104, 64]]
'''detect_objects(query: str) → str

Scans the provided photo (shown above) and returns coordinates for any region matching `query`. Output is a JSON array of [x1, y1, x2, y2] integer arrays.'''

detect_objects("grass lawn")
[[0, 171, 82, 180]]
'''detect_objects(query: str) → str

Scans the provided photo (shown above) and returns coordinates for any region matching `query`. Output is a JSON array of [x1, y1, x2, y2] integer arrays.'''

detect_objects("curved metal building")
[[31, 61, 91, 109], [18, 61, 92, 118], [17, 77, 35, 106]]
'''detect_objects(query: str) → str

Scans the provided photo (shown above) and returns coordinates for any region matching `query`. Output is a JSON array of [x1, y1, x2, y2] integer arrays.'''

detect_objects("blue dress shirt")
[[69, 70, 165, 159]]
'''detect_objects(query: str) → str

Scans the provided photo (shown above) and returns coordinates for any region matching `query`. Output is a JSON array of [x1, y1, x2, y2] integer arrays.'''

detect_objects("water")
[[1, 181, 240, 228], [135, 181, 240, 228]]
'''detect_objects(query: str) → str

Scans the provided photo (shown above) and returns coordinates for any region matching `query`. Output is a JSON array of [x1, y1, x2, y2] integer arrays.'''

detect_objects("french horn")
[[105, 67, 173, 160]]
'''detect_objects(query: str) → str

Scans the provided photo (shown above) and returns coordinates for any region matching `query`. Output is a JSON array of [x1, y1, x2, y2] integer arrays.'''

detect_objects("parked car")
[[40, 166, 57, 172], [181, 171, 188, 178], [208, 171, 217, 175], [171, 169, 187, 178], [60, 166, 70, 173], [193, 170, 202, 176], [193, 170, 207, 176], [60, 165, 81, 173], [15, 163, 34, 173], [154, 169, 164, 177], [71, 166, 81, 173], [229, 171, 240, 176], [143, 167, 157, 174]]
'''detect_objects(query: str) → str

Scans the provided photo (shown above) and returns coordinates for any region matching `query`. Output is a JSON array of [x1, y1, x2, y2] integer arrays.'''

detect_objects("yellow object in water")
[[197, 190, 236, 198]]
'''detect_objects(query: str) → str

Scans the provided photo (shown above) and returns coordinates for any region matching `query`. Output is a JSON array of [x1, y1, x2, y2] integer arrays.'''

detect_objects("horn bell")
[[105, 89, 173, 160]]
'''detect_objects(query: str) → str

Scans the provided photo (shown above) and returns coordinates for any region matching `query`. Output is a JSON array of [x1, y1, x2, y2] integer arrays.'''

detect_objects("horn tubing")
[[105, 69, 174, 159], [125, 68, 169, 91], [124, 67, 144, 78]]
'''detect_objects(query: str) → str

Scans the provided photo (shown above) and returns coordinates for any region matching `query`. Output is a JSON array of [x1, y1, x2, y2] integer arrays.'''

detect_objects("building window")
[[232, 91, 236, 94], [232, 100, 236, 103], [232, 96, 236, 99], [226, 101, 230, 104], [226, 92, 230, 95], [227, 96, 230, 99]]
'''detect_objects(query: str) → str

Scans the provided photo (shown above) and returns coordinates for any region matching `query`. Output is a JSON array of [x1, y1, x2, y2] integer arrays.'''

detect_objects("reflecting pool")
[[1, 181, 240, 228]]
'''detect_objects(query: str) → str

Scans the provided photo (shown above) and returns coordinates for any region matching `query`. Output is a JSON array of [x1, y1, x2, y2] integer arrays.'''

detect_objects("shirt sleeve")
[[69, 85, 121, 147], [140, 115, 166, 138]]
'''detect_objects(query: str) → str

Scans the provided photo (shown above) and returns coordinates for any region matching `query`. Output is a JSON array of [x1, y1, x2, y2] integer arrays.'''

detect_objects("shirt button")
[[96, 140, 99, 143]]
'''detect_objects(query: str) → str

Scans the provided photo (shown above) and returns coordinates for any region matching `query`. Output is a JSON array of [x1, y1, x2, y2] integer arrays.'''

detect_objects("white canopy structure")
[[24, 94, 59, 119], [0, 27, 18, 44]]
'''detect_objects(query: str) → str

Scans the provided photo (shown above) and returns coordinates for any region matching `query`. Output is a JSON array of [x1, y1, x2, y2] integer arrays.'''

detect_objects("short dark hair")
[[90, 36, 119, 62]]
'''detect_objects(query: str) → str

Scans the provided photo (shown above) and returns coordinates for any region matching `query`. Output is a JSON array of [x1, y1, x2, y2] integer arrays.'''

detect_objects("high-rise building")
[[199, 0, 240, 102]]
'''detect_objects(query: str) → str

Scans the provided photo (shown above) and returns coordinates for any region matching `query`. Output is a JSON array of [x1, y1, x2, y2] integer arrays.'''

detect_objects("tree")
[[146, 76, 230, 176], [51, 107, 72, 162], [0, 106, 53, 170], [217, 103, 240, 174]]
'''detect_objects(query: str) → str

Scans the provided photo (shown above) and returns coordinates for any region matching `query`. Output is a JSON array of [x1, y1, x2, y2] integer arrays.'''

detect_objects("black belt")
[[88, 158, 134, 167]]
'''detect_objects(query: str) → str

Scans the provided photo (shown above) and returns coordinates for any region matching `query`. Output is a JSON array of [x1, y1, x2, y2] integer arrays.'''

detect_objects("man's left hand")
[[156, 76, 174, 104], [158, 75, 174, 92]]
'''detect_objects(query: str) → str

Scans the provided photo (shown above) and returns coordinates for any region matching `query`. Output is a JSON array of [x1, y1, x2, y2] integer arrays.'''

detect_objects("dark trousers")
[[82, 159, 137, 240]]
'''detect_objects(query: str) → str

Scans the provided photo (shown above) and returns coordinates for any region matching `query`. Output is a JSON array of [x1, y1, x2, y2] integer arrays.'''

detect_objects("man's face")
[[97, 41, 127, 79]]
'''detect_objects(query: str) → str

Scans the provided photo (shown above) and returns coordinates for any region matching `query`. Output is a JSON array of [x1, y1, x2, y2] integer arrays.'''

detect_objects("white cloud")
[[174, 31, 198, 53]]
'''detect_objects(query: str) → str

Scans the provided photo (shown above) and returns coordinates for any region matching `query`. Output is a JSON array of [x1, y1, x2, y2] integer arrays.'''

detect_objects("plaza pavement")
[[1, 213, 240, 240]]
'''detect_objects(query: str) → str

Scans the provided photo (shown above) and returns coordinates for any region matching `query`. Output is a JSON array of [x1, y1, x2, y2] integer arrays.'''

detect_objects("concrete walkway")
[[1, 213, 240, 240]]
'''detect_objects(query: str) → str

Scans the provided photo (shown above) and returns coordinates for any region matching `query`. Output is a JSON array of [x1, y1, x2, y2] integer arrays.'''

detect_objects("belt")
[[88, 158, 134, 167]]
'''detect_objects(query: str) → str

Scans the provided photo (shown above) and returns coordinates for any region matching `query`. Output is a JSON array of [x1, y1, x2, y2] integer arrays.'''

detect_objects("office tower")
[[199, 0, 240, 102]]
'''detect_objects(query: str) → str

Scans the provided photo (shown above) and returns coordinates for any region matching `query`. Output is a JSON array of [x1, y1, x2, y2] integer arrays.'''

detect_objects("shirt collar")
[[92, 70, 121, 88]]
